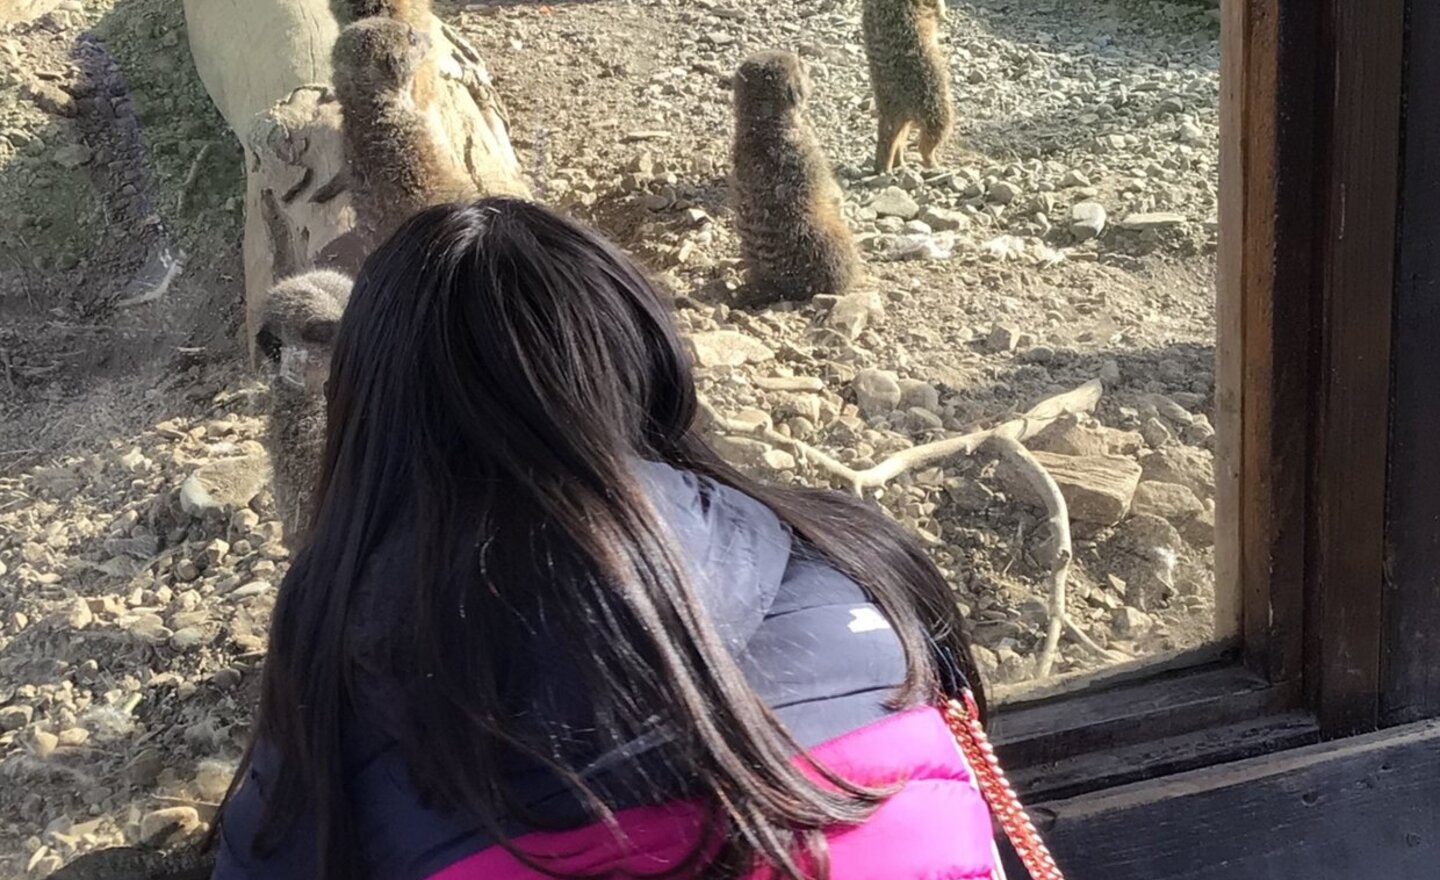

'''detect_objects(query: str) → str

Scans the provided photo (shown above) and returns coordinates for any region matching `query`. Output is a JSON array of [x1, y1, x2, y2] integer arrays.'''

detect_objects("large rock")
[[1022, 451, 1143, 526], [687, 330, 776, 367], [179, 456, 271, 517], [1140, 447, 1215, 500], [1029, 418, 1111, 458], [853, 369, 903, 417], [1106, 514, 1186, 610], [1133, 481, 1205, 523]]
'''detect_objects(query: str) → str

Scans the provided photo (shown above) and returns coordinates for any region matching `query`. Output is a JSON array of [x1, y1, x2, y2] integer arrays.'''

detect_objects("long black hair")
[[234, 197, 985, 879]]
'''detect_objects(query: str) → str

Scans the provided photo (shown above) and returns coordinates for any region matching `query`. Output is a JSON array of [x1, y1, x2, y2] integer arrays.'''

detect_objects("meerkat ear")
[[256, 323, 283, 364], [300, 317, 340, 345]]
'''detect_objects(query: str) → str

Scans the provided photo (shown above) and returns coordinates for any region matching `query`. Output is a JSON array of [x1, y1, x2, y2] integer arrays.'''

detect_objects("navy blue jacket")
[[213, 461, 908, 879]]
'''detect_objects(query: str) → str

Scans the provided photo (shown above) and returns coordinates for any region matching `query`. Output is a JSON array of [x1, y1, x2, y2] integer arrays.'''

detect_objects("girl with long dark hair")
[[213, 197, 1001, 880]]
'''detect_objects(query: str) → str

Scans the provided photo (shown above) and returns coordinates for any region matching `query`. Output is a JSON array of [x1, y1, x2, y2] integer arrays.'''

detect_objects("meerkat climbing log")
[[180, 0, 529, 362]]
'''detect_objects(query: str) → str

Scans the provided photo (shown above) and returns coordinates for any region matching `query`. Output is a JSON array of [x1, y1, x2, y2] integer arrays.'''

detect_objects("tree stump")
[[181, 0, 529, 362]]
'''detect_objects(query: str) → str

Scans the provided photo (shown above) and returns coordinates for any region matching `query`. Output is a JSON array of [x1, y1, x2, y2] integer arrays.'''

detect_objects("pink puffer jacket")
[[428, 705, 1001, 880]]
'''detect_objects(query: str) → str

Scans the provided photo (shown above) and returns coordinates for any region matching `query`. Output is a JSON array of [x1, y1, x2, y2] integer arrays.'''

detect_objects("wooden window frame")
[[980, 2, 1440, 873]]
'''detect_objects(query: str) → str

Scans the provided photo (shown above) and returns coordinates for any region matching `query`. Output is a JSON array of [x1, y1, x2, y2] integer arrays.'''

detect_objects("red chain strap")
[[942, 691, 1065, 880]]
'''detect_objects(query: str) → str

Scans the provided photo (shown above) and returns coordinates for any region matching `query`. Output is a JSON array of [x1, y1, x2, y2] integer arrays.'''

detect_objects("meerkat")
[[330, 0, 442, 108], [332, 18, 476, 250], [862, 0, 954, 174], [255, 270, 353, 551], [730, 50, 860, 304]]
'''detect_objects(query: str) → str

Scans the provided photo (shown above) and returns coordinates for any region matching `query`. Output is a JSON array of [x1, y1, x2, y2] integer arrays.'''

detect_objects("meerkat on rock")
[[332, 17, 477, 251], [862, 0, 954, 174], [730, 50, 860, 304], [255, 269, 353, 551]]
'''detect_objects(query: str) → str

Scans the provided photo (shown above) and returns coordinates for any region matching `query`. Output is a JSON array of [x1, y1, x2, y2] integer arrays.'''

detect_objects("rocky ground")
[[0, 0, 1221, 873]]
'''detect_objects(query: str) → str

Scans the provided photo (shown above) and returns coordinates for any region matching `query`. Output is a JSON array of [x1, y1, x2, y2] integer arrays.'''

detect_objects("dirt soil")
[[0, 0, 1221, 873]]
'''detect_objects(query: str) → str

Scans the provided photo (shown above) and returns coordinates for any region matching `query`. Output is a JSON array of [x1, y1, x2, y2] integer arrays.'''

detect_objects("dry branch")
[[702, 379, 1104, 496], [700, 378, 1129, 677], [986, 434, 1071, 678]]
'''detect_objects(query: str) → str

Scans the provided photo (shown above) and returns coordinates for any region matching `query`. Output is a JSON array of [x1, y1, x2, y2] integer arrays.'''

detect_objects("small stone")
[[230, 506, 262, 532], [871, 186, 920, 220], [1112, 606, 1154, 639], [1157, 96, 1186, 115], [907, 407, 945, 432], [27, 847, 61, 876], [762, 449, 797, 472], [1, 704, 35, 732], [31, 729, 59, 759], [1029, 420, 1110, 458], [230, 580, 274, 599], [1182, 506, 1217, 548], [639, 191, 672, 212], [173, 559, 200, 583], [754, 375, 825, 393], [853, 369, 903, 417], [51, 143, 92, 168], [984, 325, 1020, 353], [1183, 415, 1216, 446], [200, 539, 230, 569], [687, 331, 775, 367], [824, 290, 885, 340], [179, 455, 271, 517], [710, 436, 774, 470], [212, 667, 244, 690], [946, 477, 996, 512], [122, 612, 172, 645], [127, 748, 166, 786], [194, 760, 234, 802], [898, 379, 940, 412], [729, 408, 772, 433], [917, 205, 969, 231], [1152, 396, 1195, 425], [1142, 417, 1175, 448], [139, 807, 200, 846], [57, 727, 89, 747], [1133, 481, 1206, 523], [1060, 169, 1092, 188], [1120, 212, 1187, 231], [65, 599, 93, 630], [1179, 121, 1207, 144], [1141, 448, 1215, 500], [170, 626, 213, 651], [1070, 201, 1107, 241], [988, 180, 1020, 204]]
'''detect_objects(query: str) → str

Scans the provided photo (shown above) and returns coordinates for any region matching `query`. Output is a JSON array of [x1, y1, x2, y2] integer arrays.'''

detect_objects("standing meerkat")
[[329, 0, 441, 107], [332, 17, 477, 250], [254, 270, 353, 551], [730, 50, 860, 304], [861, 0, 954, 174]]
